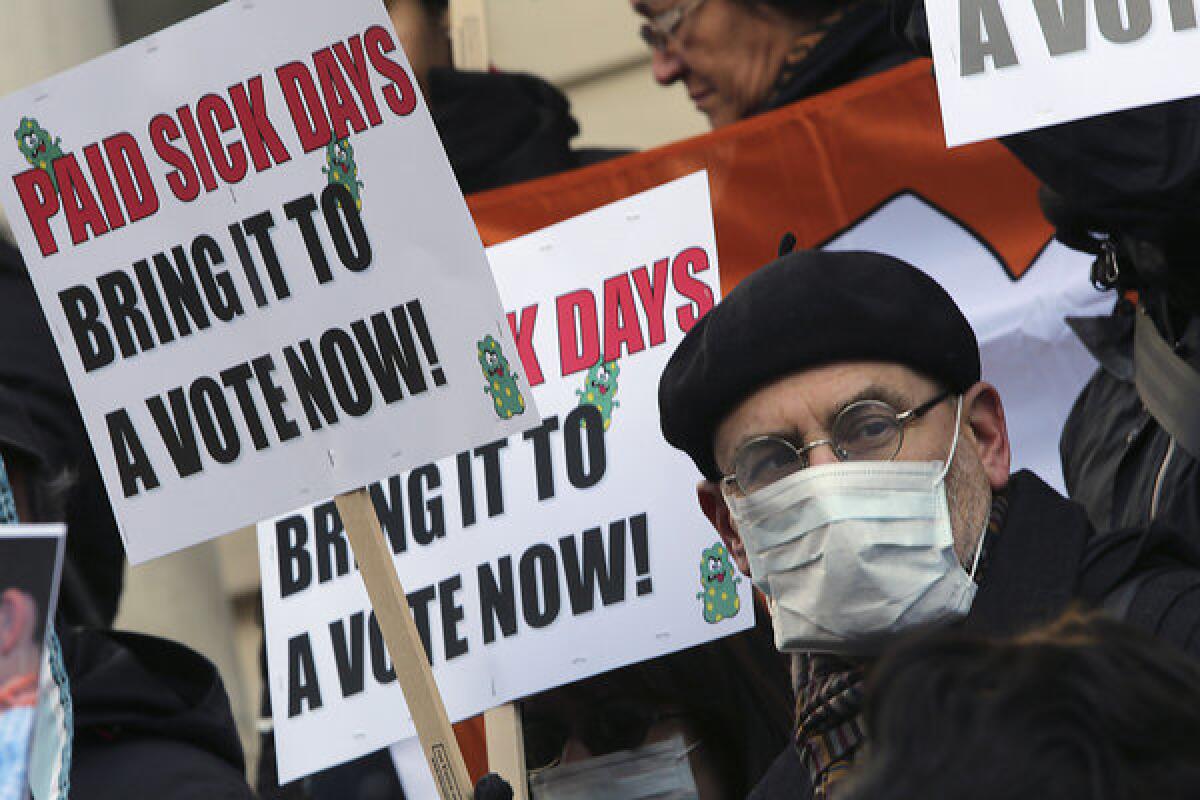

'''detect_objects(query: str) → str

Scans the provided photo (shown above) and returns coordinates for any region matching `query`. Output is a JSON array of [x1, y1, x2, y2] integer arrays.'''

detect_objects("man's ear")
[[0, 588, 35, 655], [697, 480, 750, 577], [962, 382, 1011, 490]]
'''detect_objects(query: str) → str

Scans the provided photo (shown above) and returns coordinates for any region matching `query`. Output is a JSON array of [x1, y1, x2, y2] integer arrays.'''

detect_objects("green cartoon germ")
[[478, 334, 525, 420], [575, 357, 619, 431], [14, 117, 64, 191], [697, 543, 741, 624], [322, 136, 363, 210]]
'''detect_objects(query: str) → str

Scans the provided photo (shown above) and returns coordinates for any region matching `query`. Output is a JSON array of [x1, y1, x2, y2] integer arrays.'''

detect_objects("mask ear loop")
[[967, 512, 988, 581], [935, 395, 965, 485]]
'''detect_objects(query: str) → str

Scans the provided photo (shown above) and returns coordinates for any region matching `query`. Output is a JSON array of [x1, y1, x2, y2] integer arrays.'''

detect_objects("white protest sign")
[[924, 0, 1200, 145], [0, 0, 534, 563], [258, 172, 752, 783]]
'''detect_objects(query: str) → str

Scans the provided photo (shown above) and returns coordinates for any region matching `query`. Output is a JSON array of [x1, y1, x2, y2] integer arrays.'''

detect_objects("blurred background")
[[0, 0, 708, 778]]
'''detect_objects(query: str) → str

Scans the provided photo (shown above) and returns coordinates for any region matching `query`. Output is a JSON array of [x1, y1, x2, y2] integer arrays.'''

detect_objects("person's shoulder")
[[1081, 522, 1200, 656]]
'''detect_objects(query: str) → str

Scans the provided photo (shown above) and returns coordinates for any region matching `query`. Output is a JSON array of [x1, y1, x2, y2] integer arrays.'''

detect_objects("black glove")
[[474, 772, 514, 800]]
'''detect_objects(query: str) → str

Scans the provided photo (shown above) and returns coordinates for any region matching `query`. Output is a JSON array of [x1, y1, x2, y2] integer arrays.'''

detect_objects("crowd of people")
[[4, 0, 1200, 797]]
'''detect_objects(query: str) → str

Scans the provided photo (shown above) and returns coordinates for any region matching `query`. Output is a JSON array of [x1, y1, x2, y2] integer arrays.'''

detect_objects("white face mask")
[[725, 396, 983, 654], [528, 733, 700, 800]]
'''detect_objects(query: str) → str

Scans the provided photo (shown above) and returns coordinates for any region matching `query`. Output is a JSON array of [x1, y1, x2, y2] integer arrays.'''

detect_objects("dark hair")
[[843, 610, 1200, 800], [0, 535, 60, 644]]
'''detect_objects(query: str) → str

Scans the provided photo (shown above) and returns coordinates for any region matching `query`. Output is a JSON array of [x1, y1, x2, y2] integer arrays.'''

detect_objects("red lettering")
[[602, 273, 646, 361], [314, 48, 367, 140], [12, 169, 60, 257], [103, 133, 159, 222], [82, 143, 125, 232], [150, 114, 200, 202], [176, 104, 217, 193], [277, 61, 332, 153], [197, 93, 248, 184], [333, 36, 383, 127], [54, 154, 109, 247], [556, 289, 600, 377], [632, 259, 670, 347], [506, 305, 544, 387], [364, 25, 417, 117], [229, 76, 291, 172], [672, 247, 715, 332]]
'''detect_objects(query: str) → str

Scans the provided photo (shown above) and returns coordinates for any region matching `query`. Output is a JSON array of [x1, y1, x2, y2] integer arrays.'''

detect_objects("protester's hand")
[[474, 772, 514, 800]]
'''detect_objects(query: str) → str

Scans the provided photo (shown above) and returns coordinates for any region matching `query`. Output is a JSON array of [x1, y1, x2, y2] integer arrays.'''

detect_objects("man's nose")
[[650, 46, 686, 84], [805, 442, 840, 468]]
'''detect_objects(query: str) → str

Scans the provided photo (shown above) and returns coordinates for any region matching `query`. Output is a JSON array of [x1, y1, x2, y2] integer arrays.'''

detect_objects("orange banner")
[[467, 59, 1051, 290]]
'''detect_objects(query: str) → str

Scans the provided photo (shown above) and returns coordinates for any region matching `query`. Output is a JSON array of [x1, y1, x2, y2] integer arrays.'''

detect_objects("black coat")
[[748, 470, 1200, 799], [62, 627, 256, 800]]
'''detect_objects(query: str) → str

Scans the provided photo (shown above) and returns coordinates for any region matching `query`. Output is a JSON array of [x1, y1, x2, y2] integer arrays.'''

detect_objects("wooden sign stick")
[[335, 488, 473, 800], [485, 703, 529, 800]]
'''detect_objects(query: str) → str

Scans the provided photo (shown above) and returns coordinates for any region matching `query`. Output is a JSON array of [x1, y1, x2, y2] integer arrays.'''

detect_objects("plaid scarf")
[[792, 491, 1010, 798]]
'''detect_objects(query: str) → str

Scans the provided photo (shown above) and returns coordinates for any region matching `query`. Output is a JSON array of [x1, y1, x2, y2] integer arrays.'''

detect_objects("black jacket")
[[427, 69, 626, 196], [62, 627, 256, 799], [748, 470, 1200, 799]]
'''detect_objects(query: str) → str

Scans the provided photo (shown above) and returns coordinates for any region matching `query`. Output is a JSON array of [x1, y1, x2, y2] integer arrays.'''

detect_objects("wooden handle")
[[336, 488, 473, 800], [485, 703, 529, 800]]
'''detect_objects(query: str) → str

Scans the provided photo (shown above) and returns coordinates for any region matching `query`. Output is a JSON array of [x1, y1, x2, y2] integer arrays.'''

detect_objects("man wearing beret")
[[658, 247, 1200, 800]]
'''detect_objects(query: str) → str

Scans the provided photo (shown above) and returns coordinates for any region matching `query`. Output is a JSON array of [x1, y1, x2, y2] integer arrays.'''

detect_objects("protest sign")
[[0, 0, 533, 565], [0, 525, 66, 800], [258, 172, 750, 783], [923, 0, 1200, 145]]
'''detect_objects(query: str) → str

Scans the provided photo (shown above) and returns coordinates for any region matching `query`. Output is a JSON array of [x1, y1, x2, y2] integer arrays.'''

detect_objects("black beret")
[[658, 249, 980, 481]]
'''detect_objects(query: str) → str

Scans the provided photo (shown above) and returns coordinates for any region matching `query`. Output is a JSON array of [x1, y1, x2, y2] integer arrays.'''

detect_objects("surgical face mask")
[[725, 397, 983, 654], [528, 734, 700, 800]]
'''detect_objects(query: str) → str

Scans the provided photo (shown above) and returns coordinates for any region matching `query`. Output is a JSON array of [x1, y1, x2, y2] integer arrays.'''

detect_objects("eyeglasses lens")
[[831, 401, 903, 460]]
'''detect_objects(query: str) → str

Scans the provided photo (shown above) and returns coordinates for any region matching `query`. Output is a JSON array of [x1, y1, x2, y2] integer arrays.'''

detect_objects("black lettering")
[[368, 612, 396, 684], [283, 341, 339, 430], [276, 514, 312, 597], [407, 585, 436, 665], [520, 544, 560, 629], [59, 285, 115, 372], [522, 415, 559, 501], [252, 354, 301, 442], [478, 557, 517, 644], [284, 193, 331, 284], [560, 522, 626, 615], [320, 328, 372, 417], [370, 475, 407, 554], [190, 376, 240, 464], [564, 405, 606, 489], [474, 440, 507, 518], [329, 612, 366, 698], [105, 408, 160, 497], [191, 233, 244, 321], [408, 465, 445, 546], [321, 183, 371, 272], [146, 387, 203, 477], [438, 576, 468, 661], [287, 633, 323, 717], [313, 500, 350, 583], [220, 362, 270, 451], [96, 269, 155, 358]]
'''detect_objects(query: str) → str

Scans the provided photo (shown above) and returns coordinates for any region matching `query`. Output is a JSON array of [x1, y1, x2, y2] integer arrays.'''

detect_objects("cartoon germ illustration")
[[575, 357, 619, 431], [322, 136, 363, 210], [478, 334, 525, 419], [697, 542, 741, 624], [14, 117, 64, 191]]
